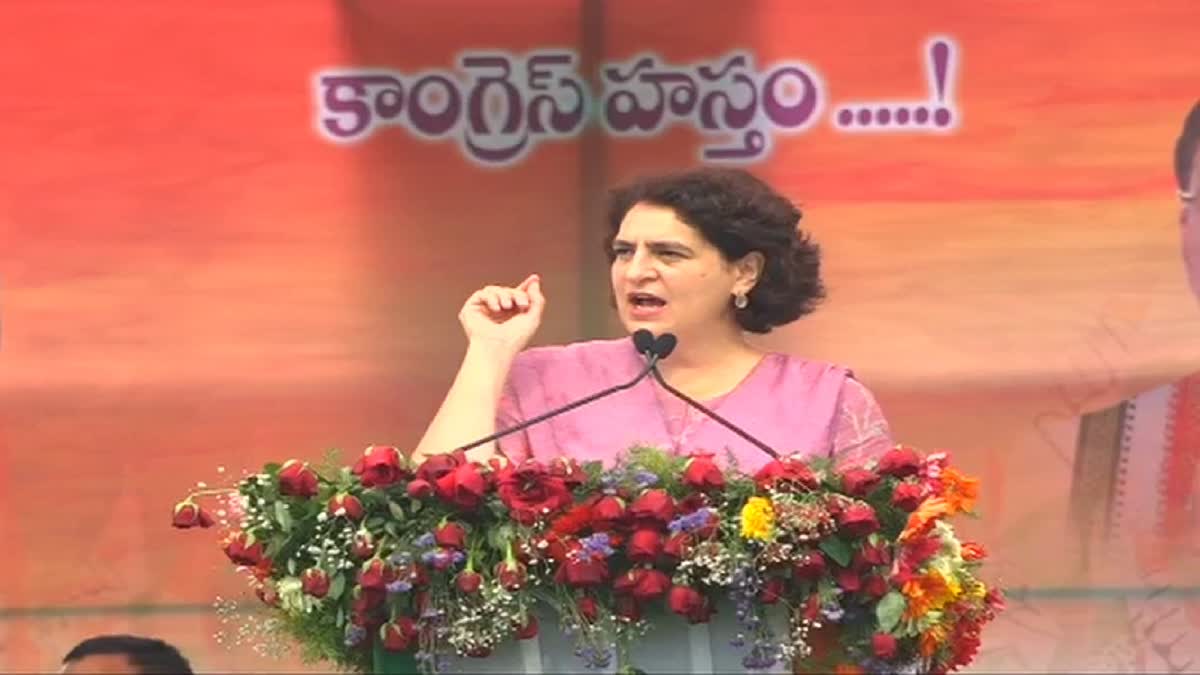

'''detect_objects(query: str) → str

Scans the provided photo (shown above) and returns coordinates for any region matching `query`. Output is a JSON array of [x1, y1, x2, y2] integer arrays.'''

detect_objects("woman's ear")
[[733, 251, 765, 294]]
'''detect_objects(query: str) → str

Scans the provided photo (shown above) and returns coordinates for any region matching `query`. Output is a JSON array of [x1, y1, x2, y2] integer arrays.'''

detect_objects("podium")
[[374, 599, 792, 674]]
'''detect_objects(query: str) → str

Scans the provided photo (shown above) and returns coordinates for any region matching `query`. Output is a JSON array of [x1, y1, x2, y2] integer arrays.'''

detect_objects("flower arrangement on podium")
[[173, 444, 1003, 674]]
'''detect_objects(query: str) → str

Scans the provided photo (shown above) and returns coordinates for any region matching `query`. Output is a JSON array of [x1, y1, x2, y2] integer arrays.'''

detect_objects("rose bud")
[[435, 522, 467, 550], [172, 500, 214, 529], [614, 595, 642, 622], [613, 568, 644, 595], [515, 615, 539, 640], [632, 569, 671, 601], [759, 576, 787, 604], [327, 493, 364, 521], [627, 528, 663, 563], [494, 561, 527, 591], [381, 616, 418, 651], [662, 533, 693, 564], [223, 531, 264, 567], [754, 458, 818, 492], [792, 551, 826, 580], [578, 595, 599, 622], [667, 585, 705, 619], [351, 530, 376, 560], [681, 453, 725, 491], [278, 460, 320, 498], [864, 574, 890, 598], [872, 633, 898, 659], [404, 478, 432, 500], [301, 567, 331, 598], [891, 482, 925, 512], [456, 570, 483, 594], [860, 541, 892, 567], [629, 489, 675, 525], [836, 569, 863, 593], [591, 495, 626, 530], [358, 558, 396, 591], [839, 468, 881, 497], [876, 446, 922, 478], [838, 503, 880, 537], [353, 445, 406, 488], [435, 462, 488, 510], [415, 451, 463, 483], [549, 457, 586, 488]]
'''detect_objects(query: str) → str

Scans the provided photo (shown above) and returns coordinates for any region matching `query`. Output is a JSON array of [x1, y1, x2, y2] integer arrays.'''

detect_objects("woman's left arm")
[[830, 377, 894, 468]]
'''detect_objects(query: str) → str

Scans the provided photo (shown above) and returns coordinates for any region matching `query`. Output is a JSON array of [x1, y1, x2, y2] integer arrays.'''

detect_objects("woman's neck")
[[655, 327, 765, 399]]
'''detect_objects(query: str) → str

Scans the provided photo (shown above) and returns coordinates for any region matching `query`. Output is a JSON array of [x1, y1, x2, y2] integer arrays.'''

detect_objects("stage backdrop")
[[2, 1, 1198, 671]]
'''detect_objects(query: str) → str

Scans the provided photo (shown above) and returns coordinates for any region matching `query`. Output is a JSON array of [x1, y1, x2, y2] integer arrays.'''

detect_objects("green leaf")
[[366, 516, 385, 531], [287, 558, 297, 576], [818, 537, 852, 567], [384, 522, 401, 540], [335, 605, 345, 628], [876, 590, 906, 632], [387, 500, 405, 521], [409, 499, 423, 515], [329, 573, 346, 601], [264, 463, 282, 475], [275, 501, 293, 532]]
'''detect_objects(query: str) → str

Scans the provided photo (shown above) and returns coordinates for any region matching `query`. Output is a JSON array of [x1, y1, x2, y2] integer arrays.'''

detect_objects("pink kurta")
[[496, 338, 892, 473]]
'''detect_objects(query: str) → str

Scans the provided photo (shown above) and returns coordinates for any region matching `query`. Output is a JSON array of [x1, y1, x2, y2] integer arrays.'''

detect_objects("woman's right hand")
[[458, 274, 546, 354]]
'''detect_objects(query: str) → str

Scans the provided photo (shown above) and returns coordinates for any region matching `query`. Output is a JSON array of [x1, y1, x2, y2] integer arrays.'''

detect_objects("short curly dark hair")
[[606, 167, 825, 334]]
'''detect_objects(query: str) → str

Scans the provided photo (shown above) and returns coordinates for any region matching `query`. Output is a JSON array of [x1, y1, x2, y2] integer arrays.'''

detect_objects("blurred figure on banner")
[[413, 168, 893, 471], [1068, 99, 1200, 672], [60, 635, 193, 674]]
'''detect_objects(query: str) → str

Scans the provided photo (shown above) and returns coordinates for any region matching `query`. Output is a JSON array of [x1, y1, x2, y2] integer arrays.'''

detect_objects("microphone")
[[457, 330, 662, 454], [645, 332, 780, 460]]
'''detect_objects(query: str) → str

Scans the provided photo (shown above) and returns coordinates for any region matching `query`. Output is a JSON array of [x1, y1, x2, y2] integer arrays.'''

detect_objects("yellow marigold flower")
[[740, 497, 775, 541], [966, 579, 987, 600]]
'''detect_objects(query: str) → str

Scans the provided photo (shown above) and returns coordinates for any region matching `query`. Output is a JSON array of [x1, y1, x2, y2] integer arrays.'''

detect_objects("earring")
[[733, 292, 749, 309]]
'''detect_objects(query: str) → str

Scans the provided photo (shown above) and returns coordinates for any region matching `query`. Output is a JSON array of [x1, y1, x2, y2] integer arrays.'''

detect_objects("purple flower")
[[451, 550, 466, 565], [578, 532, 615, 558], [415, 532, 435, 548], [633, 469, 659, 487], [669, 507, 714, 534], [386, 580, 412, 594], [420, 550, 438, 564], [343, 625, 366, 647], [820, 603, 845, 622], [388, 552, 412, 565]]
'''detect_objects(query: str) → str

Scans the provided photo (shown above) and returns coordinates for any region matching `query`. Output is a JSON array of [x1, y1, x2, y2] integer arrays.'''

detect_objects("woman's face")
[[609, 202, 760, 339]]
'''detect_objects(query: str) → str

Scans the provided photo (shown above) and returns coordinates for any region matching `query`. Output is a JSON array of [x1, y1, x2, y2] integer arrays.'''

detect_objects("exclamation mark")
[[929, 40, 953, 128]]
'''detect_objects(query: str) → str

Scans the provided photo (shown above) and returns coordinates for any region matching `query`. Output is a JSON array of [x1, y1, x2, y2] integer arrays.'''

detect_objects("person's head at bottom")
[[60, 635, 193, 674], [606, 167, 823, 359]]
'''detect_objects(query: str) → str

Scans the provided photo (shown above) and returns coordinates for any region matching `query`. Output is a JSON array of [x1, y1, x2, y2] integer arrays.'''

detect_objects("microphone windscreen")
[[632, 329, 655, 354], [653, 333, 678, 359]]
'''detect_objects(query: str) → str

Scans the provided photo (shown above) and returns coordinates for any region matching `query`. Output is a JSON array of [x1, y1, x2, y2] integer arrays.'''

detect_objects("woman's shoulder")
[[767, 352, 854, 383], [509, 338, 638, 381]]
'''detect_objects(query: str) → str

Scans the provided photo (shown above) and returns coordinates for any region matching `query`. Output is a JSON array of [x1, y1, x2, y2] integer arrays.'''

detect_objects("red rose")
[[613, 569, 642, 596], [859, 541, 892, 567], [351, 530, 376, 560], [435, 522, 467, 550], [759, 576, 787, 604], [872, 633, 898, 659], [456, 570, 482, 594], [551, 504, 594, 537], [754, 458, 818, 492], [632, 569, 671, 600], [381, 617, 418, 652], [667, 585, 706, 620], [792, 551, 826, 580], [877, 446, 921, 478], [223, 532, 264, 567], [864, 574, 889, 598], [359, 558, 396, 591], [662, 532, 692, 564], [591, 495, 626, 530], [515, 615, 539, 640], [353, 586, 387, 614], [353, 445, 407, 488], [902, 534, 941, 567], [496, 460, 573, 524], [328, 493, 364, 521], [172, 500, 214, 529], [614, 595, 642, 621], [563, 555, 608, 587], [629, 489, 675, 525], [406, 479, 434, 500], [891, 482, 925, 511], [279, 460, 320, 498], [627, 528, 663, 563], [838, 503, 880, 537], [415, 451, 463, 484], [682, 453, 725, 491], [577, 596, 598, 622], [840, 468, 881, 497], [494, 561, 527, 591], [301, 567, 331, 598], [836, 568, 862, 593], [549, 457, 586, 488], [435, 462, 489, 510]]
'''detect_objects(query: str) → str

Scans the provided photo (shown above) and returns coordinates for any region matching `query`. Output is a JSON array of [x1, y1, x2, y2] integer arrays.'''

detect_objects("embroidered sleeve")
[[830, 377, 893, 468]]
